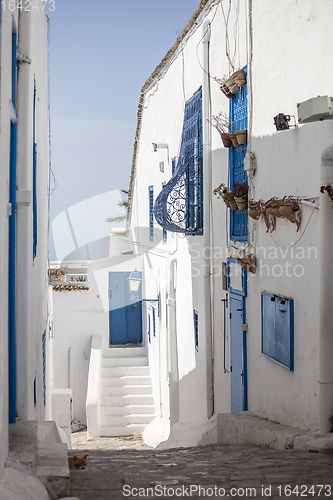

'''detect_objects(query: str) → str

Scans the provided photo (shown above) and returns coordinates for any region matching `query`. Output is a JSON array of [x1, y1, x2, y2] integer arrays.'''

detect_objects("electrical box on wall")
[[297, 96, 333, 123]]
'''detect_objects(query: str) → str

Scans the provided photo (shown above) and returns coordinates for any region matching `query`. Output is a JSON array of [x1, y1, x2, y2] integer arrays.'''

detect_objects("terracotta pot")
[[222, 195, 231, 207], [279, 199, 302, 231], [231, 69, 247, 87], [225, 77, 240, 94], [234, 130, 247, 145], [229, 133, 239, 147], [239, 255, 256, 274], [229, 197, 238, 210], [220, 133, 232, 148], [220, 83, 234, 99], [234, 196, 248, 210], [248, 200, 261, 220]]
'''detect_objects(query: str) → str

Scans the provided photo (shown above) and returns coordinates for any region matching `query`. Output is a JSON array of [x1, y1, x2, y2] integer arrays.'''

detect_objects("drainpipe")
[[16, 9, 33, 420], [319, 144, 333, 433], [202, 20, 214, 418], [68, 347, 74, 420]]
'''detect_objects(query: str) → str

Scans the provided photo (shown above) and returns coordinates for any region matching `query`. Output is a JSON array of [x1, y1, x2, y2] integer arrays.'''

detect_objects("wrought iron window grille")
[[154, 88, 203, 235]]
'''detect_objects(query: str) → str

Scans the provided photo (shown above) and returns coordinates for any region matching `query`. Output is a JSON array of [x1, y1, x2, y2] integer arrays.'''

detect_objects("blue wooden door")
[[109, 272, 142, 345], [230, 293, 247, 412]]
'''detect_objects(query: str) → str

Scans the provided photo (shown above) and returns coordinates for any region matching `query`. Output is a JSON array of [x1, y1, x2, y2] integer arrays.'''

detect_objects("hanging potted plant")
[[216, 74, 240, 99], [231, 69, 247, 87], [49, 265, 69, 283], [232, 181, 249, 210], [279, 197, 302, 231], [209, 113, 232, 148], [320, 183, 333, 209], [213, 183, 235, 209], [248, 199, 261, 220]]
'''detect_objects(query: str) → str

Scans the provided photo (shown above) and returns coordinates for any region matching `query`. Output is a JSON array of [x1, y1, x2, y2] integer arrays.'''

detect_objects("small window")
[[194, 309, 199, 351], [149, 185, 154, 241], [261, 292, 294, 370]]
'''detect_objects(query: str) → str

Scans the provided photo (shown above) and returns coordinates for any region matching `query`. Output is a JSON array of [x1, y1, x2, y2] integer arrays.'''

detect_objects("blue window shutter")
[[194, 309, 199, 351], [33, 79, 37, 261], [261, 292, 294, 370], [148, 314, 151, 343], [149, 185, 154, 241], [152, 307, 156, 336], [229, 66, 248, 242], [154, 87, 203, 235]]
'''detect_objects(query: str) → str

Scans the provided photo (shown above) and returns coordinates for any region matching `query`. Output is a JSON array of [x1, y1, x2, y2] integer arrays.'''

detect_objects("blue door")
[[108, 272, 142, 345], [230, 293, 247, 412]]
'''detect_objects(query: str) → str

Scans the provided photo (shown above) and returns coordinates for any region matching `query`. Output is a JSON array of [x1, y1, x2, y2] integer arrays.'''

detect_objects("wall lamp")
[[274, 113, 296, 131], [128, 270, 159, 315]]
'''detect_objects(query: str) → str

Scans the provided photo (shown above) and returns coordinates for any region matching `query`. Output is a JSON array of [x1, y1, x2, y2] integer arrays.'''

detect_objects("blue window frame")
[[148, 314, 151, 343], [172, 157, 176, 176], [149, 185, 154, 241], [194, 309, 199, 351], [261, 292, 294, 371], [33, 79, 37, 261], [152, 307, 156, 336], [226, 257, 247, 297], [229, 66, 248, 241]]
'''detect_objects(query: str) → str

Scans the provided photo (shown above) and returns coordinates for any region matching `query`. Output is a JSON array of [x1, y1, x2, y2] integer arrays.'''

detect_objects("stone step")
[[99, 424, 147, 437], [100, 404, 156, 416], [99, 413, 155, 426], [100, 375, 152, 386], [100, 394, 154, 406], [100, 384, 153, 396], [103, 346, 146, 358], [101, 356, 148, 367], [101, 365, 150, 377]]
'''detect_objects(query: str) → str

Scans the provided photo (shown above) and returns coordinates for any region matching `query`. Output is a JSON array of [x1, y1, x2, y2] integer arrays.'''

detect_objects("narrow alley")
[[69, 434, 333, 499]]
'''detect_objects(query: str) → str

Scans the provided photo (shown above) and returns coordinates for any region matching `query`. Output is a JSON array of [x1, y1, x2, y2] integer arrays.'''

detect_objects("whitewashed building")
[[0, 0, 53, 491], [100, 0, 333, 446]]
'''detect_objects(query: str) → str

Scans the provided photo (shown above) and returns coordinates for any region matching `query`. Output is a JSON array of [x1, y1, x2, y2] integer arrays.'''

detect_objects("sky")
[[48, 0, 200, 260]]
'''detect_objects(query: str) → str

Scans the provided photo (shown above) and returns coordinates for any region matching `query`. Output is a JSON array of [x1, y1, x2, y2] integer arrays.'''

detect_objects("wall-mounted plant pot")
[[225, 78, 240, 94], [229, 198, 238, 210], [279, 199, 301, 231], [223, 195, 231, 207], [234, 196, 248, 210], [220, 83, 234, 99], [231, 69, 247, 87], [248, 200, 261, 220], [229, 133, 239, 147], [220, 133, 232, 148], [235, 130, 247, 145]]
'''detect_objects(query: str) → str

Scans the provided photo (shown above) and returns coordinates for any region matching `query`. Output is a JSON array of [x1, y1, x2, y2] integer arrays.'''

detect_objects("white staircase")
[[98, 347, 156, 437]]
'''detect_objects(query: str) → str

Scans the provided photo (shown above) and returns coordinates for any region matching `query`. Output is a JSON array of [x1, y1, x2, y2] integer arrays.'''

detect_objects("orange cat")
[[68, 454, 88, 470]]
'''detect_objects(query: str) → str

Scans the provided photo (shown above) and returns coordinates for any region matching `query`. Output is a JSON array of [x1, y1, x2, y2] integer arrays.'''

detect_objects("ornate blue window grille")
[[154, 88, 203, 235], [229, 67, 248, 241], [194, 309, 199, 351], [149, 185, 154, 241], [42, 329, 46, 406]]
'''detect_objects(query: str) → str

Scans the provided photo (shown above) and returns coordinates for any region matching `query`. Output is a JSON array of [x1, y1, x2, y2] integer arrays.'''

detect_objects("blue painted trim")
[[8, 19, 17, 424], [162, 183, 167, 244], [222, 299, 227, 373], [226, 257, 247, 296], [242, 294, 248, 410], [33, 79, 37, 261], [42, 330, 46, 406], [194, 309, 199, 351], [152, 307, 156, 336], [148, 314, 151, 344]]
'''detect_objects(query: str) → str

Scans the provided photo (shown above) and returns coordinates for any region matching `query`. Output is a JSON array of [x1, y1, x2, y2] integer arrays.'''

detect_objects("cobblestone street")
[[69, 437, 333, 500]]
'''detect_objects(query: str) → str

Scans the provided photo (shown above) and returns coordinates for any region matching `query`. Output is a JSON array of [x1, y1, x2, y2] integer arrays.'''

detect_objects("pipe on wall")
[[318, 144, 333, 433], [15, 8, 33, 420], [202, 19, 214, 418], [68, 347, 74, 419]]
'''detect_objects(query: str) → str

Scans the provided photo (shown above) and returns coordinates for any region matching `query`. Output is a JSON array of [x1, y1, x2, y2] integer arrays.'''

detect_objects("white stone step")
[[100, 375, 152, 387], [99, 404, 155, 416], [99, 413, 155, 426], [101, 365, 150, 377], [103, 347, 146, 358], [102, 356, 148, 367], [100, 394, 154, 406], [99, 424, 146, 437], [100, 384, 153, 396]]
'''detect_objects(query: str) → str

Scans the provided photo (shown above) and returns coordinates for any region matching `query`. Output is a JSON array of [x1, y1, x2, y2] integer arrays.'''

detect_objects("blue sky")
[[49, 0, 200, 259]]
